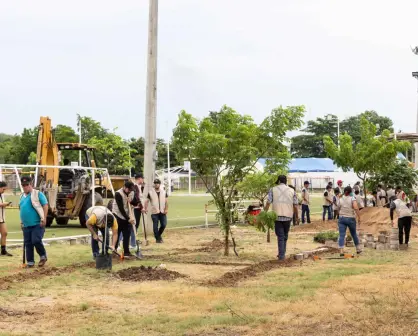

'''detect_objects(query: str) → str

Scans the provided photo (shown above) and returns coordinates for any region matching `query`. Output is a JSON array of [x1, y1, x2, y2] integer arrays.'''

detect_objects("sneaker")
[[1, 251, 12, 257], [38, 258, 47, 267]]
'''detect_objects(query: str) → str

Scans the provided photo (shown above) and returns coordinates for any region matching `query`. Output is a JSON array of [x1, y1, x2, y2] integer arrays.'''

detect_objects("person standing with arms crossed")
[[264, 175, 298, 261], [19, 176, 48, 267], [0, 181, 13, 256], [301, 181, 311, 224], [144, 179, 168, 243]]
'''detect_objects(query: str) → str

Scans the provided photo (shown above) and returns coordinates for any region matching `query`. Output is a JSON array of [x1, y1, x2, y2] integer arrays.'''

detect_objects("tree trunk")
[[224, 229, 230, 256], [267, 228, 271, 243]]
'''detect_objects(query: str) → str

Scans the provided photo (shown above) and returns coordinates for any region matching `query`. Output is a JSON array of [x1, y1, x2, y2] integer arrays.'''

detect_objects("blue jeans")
[[301, 204, 310, 224], [91, 227, 109, 257], [338, 217, 360, 248], [323, 205, 332, 221], [130, 208, 142, 247], [23, 225, 47, 266], [275, 220, 291, 260], [151, 213, 167, 241]]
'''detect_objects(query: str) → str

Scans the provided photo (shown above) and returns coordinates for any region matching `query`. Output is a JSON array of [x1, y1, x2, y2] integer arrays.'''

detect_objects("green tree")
[[89, 133, 134, 175], [367, 160, 418, 197], [324, 117, 410, 191], [129, 137, 145, 174], [79, 116, 108, 143], [291, 114, 339, 158], [10, 128, 38, 164], [237, 172, 275, 206], [172, 105, 304, 256], [340, 110, 393, 144], [54, 125, 78, 143]]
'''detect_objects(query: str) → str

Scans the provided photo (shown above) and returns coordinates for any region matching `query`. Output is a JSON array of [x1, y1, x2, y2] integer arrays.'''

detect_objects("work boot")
[[1, 250, 12, 257], [38, 258, 48, 267]]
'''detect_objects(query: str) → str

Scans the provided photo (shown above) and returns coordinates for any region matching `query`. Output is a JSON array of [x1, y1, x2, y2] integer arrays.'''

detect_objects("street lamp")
[[326, 115, 340, 149], [412, 50, 418, 165]]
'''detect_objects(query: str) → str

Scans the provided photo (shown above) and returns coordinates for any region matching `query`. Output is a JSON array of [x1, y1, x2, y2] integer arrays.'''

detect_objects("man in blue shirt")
[[19, 176, 49, 268]]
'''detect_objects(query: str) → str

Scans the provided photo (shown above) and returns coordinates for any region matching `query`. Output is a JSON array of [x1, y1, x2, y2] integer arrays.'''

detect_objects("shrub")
[[314, 231, 339, 244]]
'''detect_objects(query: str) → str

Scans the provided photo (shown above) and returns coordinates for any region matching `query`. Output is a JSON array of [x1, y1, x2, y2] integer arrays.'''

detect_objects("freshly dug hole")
[[114, 266, 188, 282]]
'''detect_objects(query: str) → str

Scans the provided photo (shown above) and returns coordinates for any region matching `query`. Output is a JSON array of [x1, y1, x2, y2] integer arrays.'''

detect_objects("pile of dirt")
[[0, 307, 35, 317], [195, 239, 225, 252], [293, 207, 417, 235], [114, 266, 188, 282]]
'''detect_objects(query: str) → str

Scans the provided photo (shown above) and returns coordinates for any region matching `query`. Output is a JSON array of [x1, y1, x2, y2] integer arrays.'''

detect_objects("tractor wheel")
[[46, 216, 54, 228], [56, 218, 70, 225]]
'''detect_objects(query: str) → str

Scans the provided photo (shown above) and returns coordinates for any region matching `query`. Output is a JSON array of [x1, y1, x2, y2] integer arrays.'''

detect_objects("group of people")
[[0, 174, 169, 267], [265, 176, 414, 260]]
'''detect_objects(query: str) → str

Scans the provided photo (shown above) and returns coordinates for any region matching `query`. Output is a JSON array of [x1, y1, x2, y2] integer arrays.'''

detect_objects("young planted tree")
[[172, 105, 305, 256], [323, 117, 410, 192]]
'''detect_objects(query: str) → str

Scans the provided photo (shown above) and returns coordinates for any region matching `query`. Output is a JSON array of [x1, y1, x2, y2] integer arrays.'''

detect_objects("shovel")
[[131, 224, 143, 259], [95, 216, 112, 270], [141, 214, 149, 246]]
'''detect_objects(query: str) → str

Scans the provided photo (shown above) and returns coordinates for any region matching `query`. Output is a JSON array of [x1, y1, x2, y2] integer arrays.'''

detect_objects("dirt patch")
[[114, 266, 188, 282], [293, 207, 418, 235], [205, 247, 336, 287], [195, 239, 225, 252], [0, 307, 36, 317], [146, 254, 252, 267], [0, 262, 94, 290]]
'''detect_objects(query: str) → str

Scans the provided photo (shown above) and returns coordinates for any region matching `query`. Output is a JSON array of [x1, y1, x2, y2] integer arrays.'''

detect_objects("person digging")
[[85, 201, 118, 259]]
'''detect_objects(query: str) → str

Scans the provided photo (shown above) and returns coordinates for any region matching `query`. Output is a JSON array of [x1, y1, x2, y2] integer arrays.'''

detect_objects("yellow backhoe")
[[36, 117, 114, 227]]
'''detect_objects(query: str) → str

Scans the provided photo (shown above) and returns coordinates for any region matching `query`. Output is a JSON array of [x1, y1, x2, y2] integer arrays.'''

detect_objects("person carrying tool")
[[19, 176, 49, 268], [144, 179, 168, 243], [130, 173, 144, 248], [264, 175, 298, 261], [323, 185, 333, 221], [85, 198, 118, 259], [337, 186, 362, 256], [0, 181, 13, 256], [112, 181, 136, 257], [390, 195, 412, 249], [301, 181, 311, 224]]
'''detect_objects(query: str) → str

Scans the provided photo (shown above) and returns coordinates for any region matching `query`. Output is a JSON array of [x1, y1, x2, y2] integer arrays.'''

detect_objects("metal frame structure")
[[0, 164, 115, 207]]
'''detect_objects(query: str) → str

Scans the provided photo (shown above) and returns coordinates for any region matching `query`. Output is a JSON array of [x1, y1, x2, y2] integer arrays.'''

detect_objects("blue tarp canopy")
[[257, 158, 337, 173]]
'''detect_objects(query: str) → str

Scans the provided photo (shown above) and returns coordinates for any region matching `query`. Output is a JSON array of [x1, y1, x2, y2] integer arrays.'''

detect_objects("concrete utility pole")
[[143, 0, 159, 233]]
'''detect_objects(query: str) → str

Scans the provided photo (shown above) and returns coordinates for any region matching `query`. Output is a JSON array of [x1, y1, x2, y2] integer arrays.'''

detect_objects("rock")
[[366, 242, 375, 248], [378, 235, 386, 243], [69, 239, 77, 246], [294, 253, 304, 261], [367, 235, 375, 242], [376, 243, 386, 250], [325, 240, 335, 247], [303, 251, 312, 259], [346, 241, 355, 247]]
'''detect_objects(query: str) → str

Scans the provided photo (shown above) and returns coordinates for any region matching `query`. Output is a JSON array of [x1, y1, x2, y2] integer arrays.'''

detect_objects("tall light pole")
[[77, 114, 82, 166], [412, 70, 418, 166], [143, 0, 158, 232], [166, 121, 171, 196]]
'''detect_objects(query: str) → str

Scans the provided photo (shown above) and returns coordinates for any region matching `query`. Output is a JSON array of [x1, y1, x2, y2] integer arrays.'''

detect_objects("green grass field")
[[2, 194, 325, 240]]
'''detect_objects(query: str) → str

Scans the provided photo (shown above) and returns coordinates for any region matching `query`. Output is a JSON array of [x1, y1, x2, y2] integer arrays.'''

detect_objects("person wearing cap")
[[301, 181, 311, 224], [144, 179, 168, 243], [390, 195, 412, 249], [323, 185, 333, 221], [112, 181, 136, 257], [336, 180, 344, 195], [0, 181, 13, 256], [130, 173, 144, 248], [264, 175, 299, 261], [19, 176, 49, 267], [85, 198, 118, 259]]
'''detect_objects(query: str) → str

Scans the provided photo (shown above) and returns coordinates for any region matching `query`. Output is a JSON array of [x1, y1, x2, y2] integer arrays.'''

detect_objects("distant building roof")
[[258, 158, 338, 173]]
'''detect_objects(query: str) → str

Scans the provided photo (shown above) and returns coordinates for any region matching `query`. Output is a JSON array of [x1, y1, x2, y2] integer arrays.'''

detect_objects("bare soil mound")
[[195, 239, 225, 252], [293, 207, 417, 235], [114, 266, 188, 282]]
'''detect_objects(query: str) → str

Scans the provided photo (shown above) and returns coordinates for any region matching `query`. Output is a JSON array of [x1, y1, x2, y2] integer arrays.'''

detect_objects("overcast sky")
[[1, 0, 418, 140]]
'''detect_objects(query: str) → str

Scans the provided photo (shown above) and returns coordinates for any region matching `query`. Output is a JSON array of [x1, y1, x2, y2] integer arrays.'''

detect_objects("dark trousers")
[[323, 205, 332, 220], [91, 227, 109, 257], [151, 213, 167, 241], [130, 208, 142, 246], [23, 225, 47, 266], [301, 204, 310, 224], [398, 216, 412, 245], [274, 220, 291, 260], [115, 217, 131, 255]]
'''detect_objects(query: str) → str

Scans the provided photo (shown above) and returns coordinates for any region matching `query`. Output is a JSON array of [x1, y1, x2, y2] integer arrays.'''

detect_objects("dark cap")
[[21, 176, 32, 185], [135, 173, 144, 179], [304, 181, 310, 185], [154, 179, 161, 184]]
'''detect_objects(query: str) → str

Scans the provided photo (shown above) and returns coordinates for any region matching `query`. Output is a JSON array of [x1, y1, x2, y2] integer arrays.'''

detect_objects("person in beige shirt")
[[301, 181, 311, 224]]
